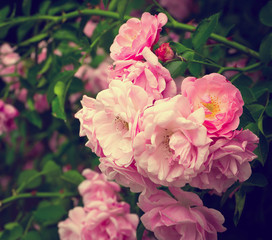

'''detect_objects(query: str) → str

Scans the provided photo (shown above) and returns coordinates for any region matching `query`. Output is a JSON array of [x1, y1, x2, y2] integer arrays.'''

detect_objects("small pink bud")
[[155, 42, 174, 62]]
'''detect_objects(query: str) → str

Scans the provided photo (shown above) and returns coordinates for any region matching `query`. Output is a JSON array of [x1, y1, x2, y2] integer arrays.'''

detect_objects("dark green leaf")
[[27, 64, 40, 86], [246, 104, 265, 122], [244, 122, 259, 135], [23, 110, 43, 128], [265, 100, 272, 117], [33, 205, 66, 225], [240, 87, 256, 105], [192, 13, 220, 50], [234, 188, 246, 226], [22, 231, 41, 240], [61, 170, 85, 185], [48, 1, 78, 15], [259, 1, 272, 27], [53, 25, 79, 43], [2, 222, 23, 240], [117, 0, 129, 21], [103, 0, 109, 8], [137, 221, 145, 240], [17, 22, 35, 42], [22, 0, 32, 16], [244, 173, 268, 187], [17, 169, 42, 190], [254, 132, 268, 166], [39, 0, 51, 14], [0, 5, 10, 20], [259, 33, 272, 63]]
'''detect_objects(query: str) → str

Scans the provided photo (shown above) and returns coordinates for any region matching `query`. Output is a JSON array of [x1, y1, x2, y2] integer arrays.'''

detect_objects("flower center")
[[114, 115, 129, 132], [200, 96, 221, 118]]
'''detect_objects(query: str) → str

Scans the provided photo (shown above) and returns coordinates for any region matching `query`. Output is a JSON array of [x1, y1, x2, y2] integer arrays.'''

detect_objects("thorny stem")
[[0, 9, 260, 59]]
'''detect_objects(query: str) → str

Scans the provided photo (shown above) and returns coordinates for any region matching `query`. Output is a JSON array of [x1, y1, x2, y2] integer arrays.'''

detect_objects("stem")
[[0, 9, 260, 59], [0, 191, 77, 206], [218, 62, 262, 74]]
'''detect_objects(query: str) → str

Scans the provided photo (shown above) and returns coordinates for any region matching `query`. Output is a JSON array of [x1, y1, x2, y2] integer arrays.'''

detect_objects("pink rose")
[[109, 48, 177, 101], [78, 169, 121, 206], [190, 129, 259, 193], [99, 157, 158, 193], [0, 100, 19, 135], [81, 200, 138, 240], [75, 80, 151, 166], [155, 43, 174, 62], [110, 12, 167, 61], [133, 95, 211, 187], [181, 73, 244, 137], [83, 20, 97, 38], [138, 188, 226, 240], [58, 206, 86, 240]]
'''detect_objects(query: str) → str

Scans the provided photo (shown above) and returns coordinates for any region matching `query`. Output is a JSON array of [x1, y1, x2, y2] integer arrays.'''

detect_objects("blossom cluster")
[[75, 12, 259, 239], [58, 169, 139, 240]]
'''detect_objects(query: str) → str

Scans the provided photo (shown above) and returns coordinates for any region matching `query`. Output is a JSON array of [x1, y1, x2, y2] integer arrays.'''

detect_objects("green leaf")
[[259, 1, 272, 27], [244, 122, 259, 135], [165, 61, 187, 78], [169, 42, 189, 55], [39, 0, 51, 14], [192, 13, 220, 50], [17, 169, 42, 190], [52, 97, 66, 120], [19, 33, 48, 46], [38, 55, 52, 75], [48, 1, 78, 15], [61, 170, 85, 185], [27, 64, 40, 86], [265, 100, 272, 117], [246, 104, 265, 122], [17, 22, 35, 42], [2, 222, 23, 240], [234, 188, 246, 226], [33, 204, 66, 225], [259, 33, 272, 63], [23, 110, 42, 128], [244, 173, 268, 187], [117, 0, 129, 21], [137, 221, 145, 240], [53, 25, 79, 43], [254, 132, 268, 166], [240, 87, 256, 105], [22, 231, 41, 240], [0, 5, 10, 21], [103, 0, 109, 8], [22, 0, 32, 16], [42, 160, 62, 176]]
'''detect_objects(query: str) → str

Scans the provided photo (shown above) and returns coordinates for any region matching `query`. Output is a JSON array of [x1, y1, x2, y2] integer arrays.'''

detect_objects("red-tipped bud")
[[155, 43, 174, 62]]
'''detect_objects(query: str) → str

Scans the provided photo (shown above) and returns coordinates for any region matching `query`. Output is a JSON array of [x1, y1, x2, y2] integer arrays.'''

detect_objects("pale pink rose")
[[138, 188, 226, 240], [190, 129, 259, 193], [108, 48, 177, 101], [158, 0, 198, 21], [75, 80, 151, 167], [0, 100, 19, 135], [33, 93, 49, 113], [181, 73, 244, 137], [58, 206, 86, 240], [81, 200, 139, 240], [110, 12, 167, 61], [99, 157, 158, 193], [83, 20, 97, 37], [78, 168, 121, 206], [155, 43, 174, 62], [133, 95, 211, 187]]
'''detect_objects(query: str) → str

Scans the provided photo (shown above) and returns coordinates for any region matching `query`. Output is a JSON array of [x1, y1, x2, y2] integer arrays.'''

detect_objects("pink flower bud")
[[155, 42, 174, 62]]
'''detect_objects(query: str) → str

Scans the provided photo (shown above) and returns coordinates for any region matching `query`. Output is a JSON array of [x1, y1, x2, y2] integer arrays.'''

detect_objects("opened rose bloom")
[[133, 95, 211, 187], [181, 73, 244, 137], [190, 129, 259, 193], [110, 12, 167, 61], [75, 80, 151, 167], [109, 48, 177, 101], [78, 168, 121, 205], [138, 187, 226, 240]]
